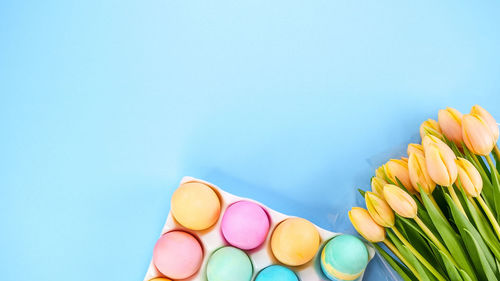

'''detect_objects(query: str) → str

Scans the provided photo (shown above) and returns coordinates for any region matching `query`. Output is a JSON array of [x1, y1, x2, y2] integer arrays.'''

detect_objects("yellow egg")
[[149, 278, 172, 281], [171, 182, 221, 230], [271, 218, 320, 266]]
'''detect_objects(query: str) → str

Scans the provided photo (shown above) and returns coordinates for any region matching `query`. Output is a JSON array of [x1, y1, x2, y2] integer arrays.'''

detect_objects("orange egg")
[[171, 182, 221, 230], [270, 218, 320, 266]]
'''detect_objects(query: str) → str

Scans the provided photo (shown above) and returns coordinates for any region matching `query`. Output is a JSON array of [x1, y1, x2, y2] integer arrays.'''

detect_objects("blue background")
[[2, 0, 500, 280]]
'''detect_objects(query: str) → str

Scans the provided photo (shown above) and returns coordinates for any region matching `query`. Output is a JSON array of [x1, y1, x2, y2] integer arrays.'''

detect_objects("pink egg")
[[152, 231, 203, 279], [221, 200, 270, 250]]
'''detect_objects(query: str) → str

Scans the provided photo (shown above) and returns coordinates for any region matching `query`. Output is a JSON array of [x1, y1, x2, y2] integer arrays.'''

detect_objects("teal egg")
[[320, 235, 368, 281], [206, 246, 253, 281], [255, 265, 299, 281]]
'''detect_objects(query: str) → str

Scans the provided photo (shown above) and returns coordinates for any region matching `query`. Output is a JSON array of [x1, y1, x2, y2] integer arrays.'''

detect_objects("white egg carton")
[[144, 176, 375, 281]]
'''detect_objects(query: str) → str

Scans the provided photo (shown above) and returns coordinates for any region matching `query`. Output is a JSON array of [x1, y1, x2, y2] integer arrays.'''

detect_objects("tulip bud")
[[438, 107, 463, 145], [375, 166, 386, 181], [471, 105, 499, 142], [383, 184, 418, 219], [365, 191, 395, 227], [462, 114, 495, 156], [420, 119, 442, 139], [408, 152, 436, 194], [383, 159, 415, 194], [371, 177, 386, 198], [348, 207, 386, 243], [455, 157, 483, 197], [407, 143, 424, 157], [423, 135, 458, 186]]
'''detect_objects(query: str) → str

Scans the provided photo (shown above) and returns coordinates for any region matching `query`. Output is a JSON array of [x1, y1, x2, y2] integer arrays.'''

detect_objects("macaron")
[[153, 231, 203, 279], [271, 218, 320, 266], [206, 246, 253, 281], [221, 200, 270, 250], [171, 182, 221, 230], [321, 234, 369, 281], [149, 279, 171, 281], [255, 265, 299, 281]]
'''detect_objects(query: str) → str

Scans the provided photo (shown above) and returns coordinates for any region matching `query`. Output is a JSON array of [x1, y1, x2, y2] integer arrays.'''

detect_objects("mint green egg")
[[321, 235, 368, 280], [206, 246, 253, 281]]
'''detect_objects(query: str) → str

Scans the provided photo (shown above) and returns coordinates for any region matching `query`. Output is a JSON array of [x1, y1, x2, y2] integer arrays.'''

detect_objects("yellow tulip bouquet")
[[350, 105, 500, 281]]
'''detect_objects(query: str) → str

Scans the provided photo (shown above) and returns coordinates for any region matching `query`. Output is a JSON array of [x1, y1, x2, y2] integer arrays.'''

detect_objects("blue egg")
[[255, 265, 299, 281], [320, 235, 368, 281]]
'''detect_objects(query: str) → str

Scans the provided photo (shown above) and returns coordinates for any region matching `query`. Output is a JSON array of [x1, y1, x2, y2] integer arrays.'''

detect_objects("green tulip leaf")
[[460, 187, 500, 261], [463, 228, 498, 281], [458, 269, 473, 281], [396, 216, 428, 245], [358, 188, 366, 197], [396, 217, 440, 270], [372, 243, 417, 281], [420, 189, 477, 280], [401, 245, 437, 281], [387, 231, 434, 281], [427, 238, 452, 279], [486, 157, 500, 222], [388, 230, 433, 281], [445, 137, 463, 159], [418, 207, 440, 236], [431, 243, 463, 281], [445, 194, 498, 279], [433, 187, 453, 221], [453, 183, 474, 220], [415, 184, 441, 234]]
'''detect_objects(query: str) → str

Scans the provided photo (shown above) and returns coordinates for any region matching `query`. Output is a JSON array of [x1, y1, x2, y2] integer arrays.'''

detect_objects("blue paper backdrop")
[[2, 0, 500, 280]]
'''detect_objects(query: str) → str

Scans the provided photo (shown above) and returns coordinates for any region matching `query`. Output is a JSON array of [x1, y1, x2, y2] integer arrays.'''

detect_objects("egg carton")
[[144, 176, 375, 281]]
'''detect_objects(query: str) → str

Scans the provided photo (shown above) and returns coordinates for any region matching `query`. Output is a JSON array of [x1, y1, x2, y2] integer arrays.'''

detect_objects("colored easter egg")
[[153, 231, 203, 279], [221, 200, 270, 250], [171, 182, 221, 230], [270, 218, 320, 266], [321, 234, 369, 281], [206, 246, 253, 281], [149, 278, 171, 281], [255, 265, 299, 281]]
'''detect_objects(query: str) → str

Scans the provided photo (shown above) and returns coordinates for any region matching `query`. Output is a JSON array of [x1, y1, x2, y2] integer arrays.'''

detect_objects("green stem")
[[476, 196, 500, 240], [486, 154, 499, 179], [486, 154, 495, 168], [494, 145, 500, 162], [471, 153, 483, 170], [392, 227, 447, 281], [414, 216, 458, 268], [447, 185, 468, 218], [383, 239, 421, 280]]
